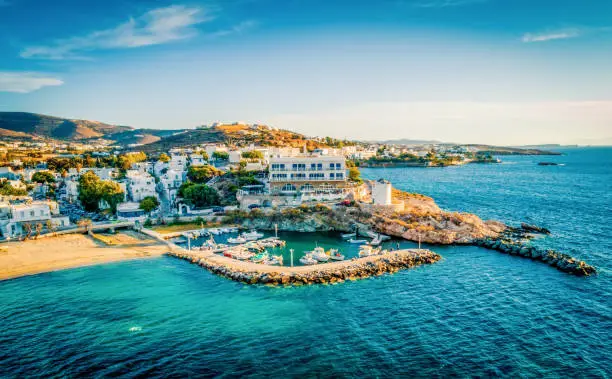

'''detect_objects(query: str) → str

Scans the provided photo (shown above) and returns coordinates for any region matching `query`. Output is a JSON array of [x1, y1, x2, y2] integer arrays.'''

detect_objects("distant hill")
[[466, 144, 561, 155], [373, 138, 443, 145], [105, 129, 188, 146], [0, 112, 132, 140], [137, 123, 333, 152]]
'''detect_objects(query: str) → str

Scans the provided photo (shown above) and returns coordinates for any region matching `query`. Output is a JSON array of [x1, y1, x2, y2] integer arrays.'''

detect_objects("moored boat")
[[348, 238, 368, 244], [359, 245, 382, 257], [341, 232, 356, 239], [250, 252, 269, 263], [329, 249, 345, 261], [242, 230, 265, 241], [311, 247, 329, 262], [299, 254, 318, 265], [227, 236, 247, 244]]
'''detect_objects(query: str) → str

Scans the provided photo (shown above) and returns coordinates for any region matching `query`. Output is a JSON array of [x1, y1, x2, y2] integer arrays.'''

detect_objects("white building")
[[189, 153, 207, 166], [126, 170, 157, 202], [116, 202, 147, 221], [228, 150, 242, 164], [158, 169, 185, 203], [169, 154, 188, 172], [372, 179, 392, 205], [268, 155, 347, 195], [0, 200, 70, 238]]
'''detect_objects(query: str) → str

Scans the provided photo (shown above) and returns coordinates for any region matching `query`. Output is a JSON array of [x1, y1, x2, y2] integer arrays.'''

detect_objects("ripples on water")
[[1, 148, 611, 377]]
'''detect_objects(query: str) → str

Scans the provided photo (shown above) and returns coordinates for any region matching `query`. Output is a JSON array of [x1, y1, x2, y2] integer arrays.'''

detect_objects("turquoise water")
[[1, 148, 611, 377]]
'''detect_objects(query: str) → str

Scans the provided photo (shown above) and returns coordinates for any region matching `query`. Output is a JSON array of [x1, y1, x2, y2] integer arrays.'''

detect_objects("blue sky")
[[0, 0, 611, 145]]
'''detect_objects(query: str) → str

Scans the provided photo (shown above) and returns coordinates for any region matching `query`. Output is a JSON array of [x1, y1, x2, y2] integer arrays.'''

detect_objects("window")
[[330, 173, 335, 179], [336, 163, 341, 169], [30, 211, 35, 217], [281, 184, 296, 192]]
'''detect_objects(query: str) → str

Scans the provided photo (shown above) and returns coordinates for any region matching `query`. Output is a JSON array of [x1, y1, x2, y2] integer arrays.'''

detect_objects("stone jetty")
[[167, 248, 441, 285], [474, 238, 596, 276]]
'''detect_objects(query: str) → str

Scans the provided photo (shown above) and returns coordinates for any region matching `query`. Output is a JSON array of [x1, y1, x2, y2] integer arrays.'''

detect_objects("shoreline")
[[0, 232, 168, 282]]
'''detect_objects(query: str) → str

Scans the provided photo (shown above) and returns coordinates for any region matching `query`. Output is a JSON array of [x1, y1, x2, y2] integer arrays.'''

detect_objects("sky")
[[0, 0, 611, 145]]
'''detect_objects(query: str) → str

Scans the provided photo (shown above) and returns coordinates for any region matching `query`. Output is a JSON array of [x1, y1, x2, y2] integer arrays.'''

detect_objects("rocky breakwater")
[[474, 238, 596, 276], [167, 249, 441, 285]]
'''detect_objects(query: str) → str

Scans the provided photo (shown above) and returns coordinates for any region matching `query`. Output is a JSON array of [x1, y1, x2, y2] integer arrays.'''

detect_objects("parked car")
[[212, 206, 225, 213], [248, 204, 261, 210]]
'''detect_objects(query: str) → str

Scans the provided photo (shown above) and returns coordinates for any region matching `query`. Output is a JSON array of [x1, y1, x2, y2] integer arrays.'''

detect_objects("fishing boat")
[[242, 230, 265, 241], [369, 235, 383, 246], [265, 255, 283, 266], [363, 231, 391, 241], [299, 254, 318, 265], [234, 250, 255, 260], [348, 238, 368, 244], [227, 236, 247, 244], [329, 249, 345, 261], [341, 232, 356, 239], [250, 252, 269, 263], [311, 247, 330, 262], [359, 245, 382, 257]]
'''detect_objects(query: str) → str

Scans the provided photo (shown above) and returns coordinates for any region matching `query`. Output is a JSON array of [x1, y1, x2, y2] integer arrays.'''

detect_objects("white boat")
[[311, 247, 329, 262], [299, 254, 318, 265], [233, 250, 254, 260], [329, 249, 345, 261], [265, 255, 283, 266], [369, 235, 383, 246], [341, 232, 356, 239], [348, 238, 368, 244], [359, 245, 382, 257], [242, 230, 264, 241], [227, 236, 247, 244], [364, 231, 390, 240]]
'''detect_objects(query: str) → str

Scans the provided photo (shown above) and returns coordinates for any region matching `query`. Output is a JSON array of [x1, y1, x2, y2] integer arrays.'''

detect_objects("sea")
[[1, 147, 610, 378]]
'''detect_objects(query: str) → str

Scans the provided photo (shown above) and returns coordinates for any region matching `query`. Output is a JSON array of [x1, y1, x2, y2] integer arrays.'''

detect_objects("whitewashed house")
[[126, 170, 157, 202], [0, 200, 70, 238]]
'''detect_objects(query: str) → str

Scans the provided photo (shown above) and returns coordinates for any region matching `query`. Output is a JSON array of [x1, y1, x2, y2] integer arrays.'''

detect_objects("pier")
[[167, 248, 441, 285]]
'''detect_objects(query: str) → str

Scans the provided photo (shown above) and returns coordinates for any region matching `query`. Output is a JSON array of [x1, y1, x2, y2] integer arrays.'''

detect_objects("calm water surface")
[[1, 147, 610, 377]]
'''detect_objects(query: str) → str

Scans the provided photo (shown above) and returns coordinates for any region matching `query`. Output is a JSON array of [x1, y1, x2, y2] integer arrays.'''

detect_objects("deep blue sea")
[[1, 147, 610, 377]]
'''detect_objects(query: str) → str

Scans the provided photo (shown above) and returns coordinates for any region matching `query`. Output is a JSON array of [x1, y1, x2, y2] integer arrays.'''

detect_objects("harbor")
[[167, 247, 441, 285], [166, 227, 402, 267]]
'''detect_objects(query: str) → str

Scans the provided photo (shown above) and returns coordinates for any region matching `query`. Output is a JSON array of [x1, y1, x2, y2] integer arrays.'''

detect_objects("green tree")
[[348, 167, 362, 184], [201, 151, 209, 161], [0, 179, 27, 196], [182, 184, 220, 208], [100, 181, 125, 213], [78, 171, 125, 213], [31, 171, 55, 184], [187, 165, 223, 183], [139, 196, 160, 214], [212, 151, 229, 161], [159, 153, 171, 163], [241, 150, 264, 160]]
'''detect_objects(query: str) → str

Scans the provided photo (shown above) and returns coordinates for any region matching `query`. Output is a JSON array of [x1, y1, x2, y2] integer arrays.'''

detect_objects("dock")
[[167, 248, 441, 285]]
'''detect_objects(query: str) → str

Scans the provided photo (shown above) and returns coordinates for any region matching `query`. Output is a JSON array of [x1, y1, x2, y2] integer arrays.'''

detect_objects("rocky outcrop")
[[520, 223, 551, 235], [474, 238, 596, 276], [167, 249, 441, 285]]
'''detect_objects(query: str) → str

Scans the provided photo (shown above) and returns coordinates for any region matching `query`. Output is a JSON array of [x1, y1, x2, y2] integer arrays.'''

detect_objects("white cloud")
[[521, 29, 581, 43], [413, 0, 487, 8], [208, 20, 257, 38], [0, 72, 64, 93], [21, 5, 212, 59]]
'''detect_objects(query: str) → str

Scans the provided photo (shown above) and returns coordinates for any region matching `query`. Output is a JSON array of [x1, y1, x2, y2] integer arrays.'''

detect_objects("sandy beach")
[[0, 231, 169, 281]]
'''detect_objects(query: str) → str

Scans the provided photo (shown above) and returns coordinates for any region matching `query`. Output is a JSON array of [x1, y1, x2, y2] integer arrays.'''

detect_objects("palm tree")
[[35, 223, 43, 239], [23, 222, 32, 240]]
